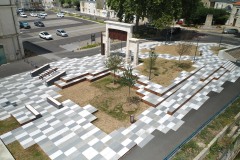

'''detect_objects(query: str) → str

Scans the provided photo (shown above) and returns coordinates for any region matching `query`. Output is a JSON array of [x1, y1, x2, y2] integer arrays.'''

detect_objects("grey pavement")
[[121, 78, 240, 160], [0, 42, 125, 78], [0, 139, 14, 160]]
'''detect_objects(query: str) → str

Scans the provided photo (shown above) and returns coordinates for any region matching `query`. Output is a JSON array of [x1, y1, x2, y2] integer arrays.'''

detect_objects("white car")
[[37, 14, 45, 19], [57, 13, 64, 18], [39, 31, 52, 40], [40, 12, 47, 16], [56, 29, 68, 37], [20, 13, 27, 18], [30, 12, 37, 17]]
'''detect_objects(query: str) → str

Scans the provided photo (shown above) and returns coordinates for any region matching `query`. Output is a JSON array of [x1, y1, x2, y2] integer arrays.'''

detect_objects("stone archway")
[[104, 21, 134, 63]]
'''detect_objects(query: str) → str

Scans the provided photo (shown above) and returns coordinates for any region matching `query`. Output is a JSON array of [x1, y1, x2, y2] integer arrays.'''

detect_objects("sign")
[[109, 29, 127, 41], [91, 34, 95, 42]]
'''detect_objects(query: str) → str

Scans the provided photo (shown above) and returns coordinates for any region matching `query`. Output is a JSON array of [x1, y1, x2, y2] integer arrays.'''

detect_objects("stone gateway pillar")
[[104, 21, 134, 63]]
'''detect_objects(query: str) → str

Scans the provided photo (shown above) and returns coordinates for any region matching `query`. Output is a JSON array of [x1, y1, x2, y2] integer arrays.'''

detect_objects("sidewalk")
[[121, 78, 240, 160]]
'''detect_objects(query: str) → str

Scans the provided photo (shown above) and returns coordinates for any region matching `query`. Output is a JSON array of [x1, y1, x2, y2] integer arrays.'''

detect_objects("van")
[[19, 21, 31, 29]]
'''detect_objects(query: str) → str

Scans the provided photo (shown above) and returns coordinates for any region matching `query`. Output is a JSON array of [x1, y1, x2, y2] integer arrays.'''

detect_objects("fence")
[[164, 93, 240, 160]]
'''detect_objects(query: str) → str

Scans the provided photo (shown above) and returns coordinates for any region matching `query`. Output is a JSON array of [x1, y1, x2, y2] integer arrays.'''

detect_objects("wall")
[[0, 0, 24, 63], [214, 2, 232, 9], [80, 1, 115, 19], [229, 5, 240, 27]]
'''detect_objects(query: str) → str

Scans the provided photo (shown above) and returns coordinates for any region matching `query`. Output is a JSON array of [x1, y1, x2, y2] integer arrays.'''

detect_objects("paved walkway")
[[0, 42, 239, 160]]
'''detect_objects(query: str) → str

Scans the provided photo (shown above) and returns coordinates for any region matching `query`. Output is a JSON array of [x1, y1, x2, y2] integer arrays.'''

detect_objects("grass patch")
[[141, 44, 200, 56], [173, 96, 240, 159], [79, 43, 100, 50], [173, 140, 201, 160], [57, 76, 149, 133], [0, 116, 21, 135], [7, 141, 49, 160], [90, 76, 146, 121], [136, 58, 195, 86], [210, 46, 226, 55]]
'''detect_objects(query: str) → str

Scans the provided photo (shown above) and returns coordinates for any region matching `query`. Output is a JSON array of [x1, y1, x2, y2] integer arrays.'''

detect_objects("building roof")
[[233, 1, 240, 5], [210, 0, 237, 3]]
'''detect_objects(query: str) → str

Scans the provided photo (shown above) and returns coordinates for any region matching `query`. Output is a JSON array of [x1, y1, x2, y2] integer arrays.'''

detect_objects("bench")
[[25, 104, 41, 118], [30, 64, 50, 77], [45, 71, 66, 86], [47, 97, 63, 109]]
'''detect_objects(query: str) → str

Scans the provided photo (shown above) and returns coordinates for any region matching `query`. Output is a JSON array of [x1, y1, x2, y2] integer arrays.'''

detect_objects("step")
[[45, 71, 66, 86], [30, 63, 50, 77]]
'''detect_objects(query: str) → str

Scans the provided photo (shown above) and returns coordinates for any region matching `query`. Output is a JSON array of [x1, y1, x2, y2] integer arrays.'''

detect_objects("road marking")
[[21, 25, 105, 41]]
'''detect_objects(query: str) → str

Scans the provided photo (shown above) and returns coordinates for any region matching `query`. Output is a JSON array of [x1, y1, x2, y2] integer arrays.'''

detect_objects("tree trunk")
[[113, 70, 115, 84], [128, 86, 131, 97], [135, 16, 140, 32], [179, 55, 182, 63]]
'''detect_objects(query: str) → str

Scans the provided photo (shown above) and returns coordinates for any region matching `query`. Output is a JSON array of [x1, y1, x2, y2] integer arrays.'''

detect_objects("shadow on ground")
[[23, 41, 52, 55]]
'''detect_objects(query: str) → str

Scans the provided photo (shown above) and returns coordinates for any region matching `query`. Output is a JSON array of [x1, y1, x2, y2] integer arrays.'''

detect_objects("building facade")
[[15, 0, 43, 9], [202, 0, 235, 10], [229, 2, 240, 26], [0, 0, 24, 65], [80, 0, 115, 19]]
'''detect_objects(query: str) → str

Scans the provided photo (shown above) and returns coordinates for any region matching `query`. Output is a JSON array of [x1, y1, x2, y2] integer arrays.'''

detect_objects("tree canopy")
[[107, 0, 181, 29], [106, 0, 230, 28]]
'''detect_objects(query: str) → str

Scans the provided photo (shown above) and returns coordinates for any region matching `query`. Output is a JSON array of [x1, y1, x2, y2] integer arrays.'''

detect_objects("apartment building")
[[229, 1, 240, 26], [15, 0, 43, 9], [80, 0, 115, 18], [0, 0, 24, 65]]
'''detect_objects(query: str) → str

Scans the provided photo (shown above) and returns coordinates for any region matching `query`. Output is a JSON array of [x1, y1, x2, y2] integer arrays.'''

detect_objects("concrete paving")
[[0, 139, 14, 160], [0, 42, 239, 160]]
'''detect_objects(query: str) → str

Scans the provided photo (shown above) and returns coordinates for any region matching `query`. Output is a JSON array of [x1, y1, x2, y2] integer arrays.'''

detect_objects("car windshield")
[[43, 32, 49, 35], [60, 30, 65, 33]]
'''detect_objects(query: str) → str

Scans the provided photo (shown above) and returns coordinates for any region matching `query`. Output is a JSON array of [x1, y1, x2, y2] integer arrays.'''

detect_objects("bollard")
[[130, 115, 135, 124]]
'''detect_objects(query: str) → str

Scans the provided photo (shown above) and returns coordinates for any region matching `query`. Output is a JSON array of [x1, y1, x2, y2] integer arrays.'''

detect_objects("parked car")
[[30, 12, 38, 17], [17, 8, 23, 15], [39, 12, 47, 16], [34, 21, 45, 27], [37, 14, 45, 19], [20, 12, 27, 18], [222, 28, 239, 34], [19, 21, 31, 29], [39, 31, 52, 40], [56, 29, 68, 37], [56, 12, 64, 18]]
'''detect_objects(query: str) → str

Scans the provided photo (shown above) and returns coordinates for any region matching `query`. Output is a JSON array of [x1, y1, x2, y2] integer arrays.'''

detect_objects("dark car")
[[222, 28, 239, 34], [34, 21, 45, 27], [19, 21, 31, 29]]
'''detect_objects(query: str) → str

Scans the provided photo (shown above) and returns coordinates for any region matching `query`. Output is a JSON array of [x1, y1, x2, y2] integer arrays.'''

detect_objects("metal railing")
[[164, 92, 240, 160]]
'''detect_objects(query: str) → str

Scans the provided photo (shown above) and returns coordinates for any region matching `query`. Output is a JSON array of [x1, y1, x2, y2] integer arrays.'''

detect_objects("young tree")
[[120, 66, 137, 97], [145, 49, 158, 80], [176, 42, 192, 63], [104, 54, 123, 84]]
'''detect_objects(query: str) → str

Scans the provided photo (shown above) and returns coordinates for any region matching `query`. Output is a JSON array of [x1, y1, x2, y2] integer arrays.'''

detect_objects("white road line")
[[20, 25, 105, 41]]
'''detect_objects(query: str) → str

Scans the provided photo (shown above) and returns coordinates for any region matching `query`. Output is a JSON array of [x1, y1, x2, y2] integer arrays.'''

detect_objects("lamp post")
[[219, 27, 225, 47]]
